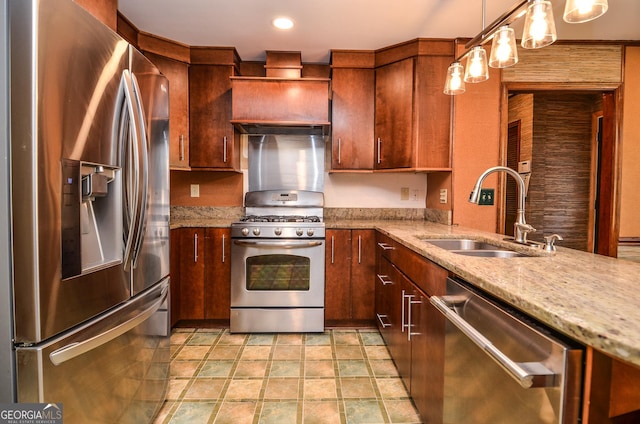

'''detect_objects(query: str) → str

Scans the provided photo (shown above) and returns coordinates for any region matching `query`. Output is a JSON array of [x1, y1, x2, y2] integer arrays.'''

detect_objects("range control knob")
[[274, 228, 282, 236], [252, 228, 261, 236], [307, 229, 315, 237], [241, 228, 249, 236], [296, 228, 304, 236]]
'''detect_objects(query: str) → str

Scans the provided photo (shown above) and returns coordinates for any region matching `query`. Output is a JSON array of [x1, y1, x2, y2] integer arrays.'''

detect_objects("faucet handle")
[[543, 234, 563, 252]]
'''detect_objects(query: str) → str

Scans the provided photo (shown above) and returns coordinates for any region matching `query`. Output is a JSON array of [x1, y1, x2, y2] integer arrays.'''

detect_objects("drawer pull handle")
[[377, 274, 392, 285], [377, 242, 394, 251], [376, 313, 391, 328]]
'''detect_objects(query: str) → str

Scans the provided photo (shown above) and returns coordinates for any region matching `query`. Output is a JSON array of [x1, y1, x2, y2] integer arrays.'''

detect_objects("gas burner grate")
[[240, 215, 322, 223]]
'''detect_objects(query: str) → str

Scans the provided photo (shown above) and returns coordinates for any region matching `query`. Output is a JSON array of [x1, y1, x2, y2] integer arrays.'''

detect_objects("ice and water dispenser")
[[62, 159, 122, 279]]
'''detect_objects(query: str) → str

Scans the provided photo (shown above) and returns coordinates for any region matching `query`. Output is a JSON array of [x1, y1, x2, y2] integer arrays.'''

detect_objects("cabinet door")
[[394, 271, 414, 390], [145, 52, 190, 169], [351, 229, 376, 321], [179, 228, 206, 319], [325, 229, 352, 322], [189, 65, 238, 169], [375, 58, 414, 169], [331, 68, 375, 170], [409, 286, 445, 423], [413, 55, 453, 169], [204, 228, 231, 320]]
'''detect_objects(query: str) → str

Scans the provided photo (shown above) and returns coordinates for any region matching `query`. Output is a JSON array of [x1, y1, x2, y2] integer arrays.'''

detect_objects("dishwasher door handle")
[[431, 295, 556, 389]]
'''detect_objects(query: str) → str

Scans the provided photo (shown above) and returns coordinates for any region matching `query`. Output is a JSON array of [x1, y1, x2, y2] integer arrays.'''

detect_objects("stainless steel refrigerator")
[[5, 0, 170, 422]]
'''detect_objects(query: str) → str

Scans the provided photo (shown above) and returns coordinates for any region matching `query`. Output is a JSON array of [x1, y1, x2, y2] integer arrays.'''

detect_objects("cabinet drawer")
[[376, 232, 446, 296]]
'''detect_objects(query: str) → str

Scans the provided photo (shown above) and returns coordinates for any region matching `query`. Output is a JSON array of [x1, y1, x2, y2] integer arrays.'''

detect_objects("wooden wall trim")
[[138, 32, 191, 63], [374, 38, 454, 67], [190, 46, 241, 67], [330, 50, 376, 69], [116, 12, 138, 47]]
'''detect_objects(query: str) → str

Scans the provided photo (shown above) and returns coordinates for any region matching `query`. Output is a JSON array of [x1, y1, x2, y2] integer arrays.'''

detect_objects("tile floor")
[[153, 328, 422, 424]]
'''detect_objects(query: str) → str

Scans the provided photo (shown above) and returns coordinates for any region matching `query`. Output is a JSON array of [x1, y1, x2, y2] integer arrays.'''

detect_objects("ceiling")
[[118, 0, 640, 63]]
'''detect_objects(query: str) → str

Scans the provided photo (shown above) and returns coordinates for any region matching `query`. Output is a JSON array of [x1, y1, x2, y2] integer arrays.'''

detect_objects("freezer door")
[[15, 279, 170, 424], [9, 0, 131, 343], [128, 47, 170, 296]]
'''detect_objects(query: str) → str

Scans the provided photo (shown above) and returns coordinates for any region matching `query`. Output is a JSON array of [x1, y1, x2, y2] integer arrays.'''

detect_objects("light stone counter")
[[171, 211, 640, 368], [366, 220, 640, 369]]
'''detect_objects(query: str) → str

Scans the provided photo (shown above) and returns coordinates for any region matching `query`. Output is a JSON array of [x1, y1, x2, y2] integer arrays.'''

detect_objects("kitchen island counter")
[[354, 219, 640, 370]]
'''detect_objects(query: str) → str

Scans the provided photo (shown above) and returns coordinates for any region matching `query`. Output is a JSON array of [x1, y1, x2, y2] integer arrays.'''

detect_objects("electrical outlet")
[[478, 188, 494, 205], [190, 184, 200, 198], [411, 189, 419, 201], [400, 187, 409, 200], [439, 189, 448, 204]]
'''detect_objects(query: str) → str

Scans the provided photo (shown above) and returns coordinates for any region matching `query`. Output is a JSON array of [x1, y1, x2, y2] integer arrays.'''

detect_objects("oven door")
[[231, 238, 325, 308]]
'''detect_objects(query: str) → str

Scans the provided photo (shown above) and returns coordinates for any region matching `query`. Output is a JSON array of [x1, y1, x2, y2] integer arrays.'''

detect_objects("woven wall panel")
[[502, 44, 622, 83]]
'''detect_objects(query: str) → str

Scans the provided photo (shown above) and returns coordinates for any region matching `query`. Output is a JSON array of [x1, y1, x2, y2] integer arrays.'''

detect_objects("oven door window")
[[246, 254, 310, 291]]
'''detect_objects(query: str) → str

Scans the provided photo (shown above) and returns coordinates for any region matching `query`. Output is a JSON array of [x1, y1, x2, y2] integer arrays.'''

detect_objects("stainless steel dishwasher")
[[430, 278, 583, 424]]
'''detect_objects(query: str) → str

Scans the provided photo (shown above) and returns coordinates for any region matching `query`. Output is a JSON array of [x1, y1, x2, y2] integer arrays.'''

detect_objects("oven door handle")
[[233, 240, 323, 249]]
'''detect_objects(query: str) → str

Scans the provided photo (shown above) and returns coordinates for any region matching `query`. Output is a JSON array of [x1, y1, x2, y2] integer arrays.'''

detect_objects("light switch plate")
[[190, 184, 200, 198], [478, 188, 494, 205]]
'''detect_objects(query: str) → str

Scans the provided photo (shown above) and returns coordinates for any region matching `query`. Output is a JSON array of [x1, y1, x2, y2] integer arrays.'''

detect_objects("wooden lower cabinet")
[[325, 229, 376, 325], [375, 231, 447, 423], [173, 227, 231, 323], [583, 347, 640, 423], [178, 227, 206, 320], [204, 228, 231, 321]]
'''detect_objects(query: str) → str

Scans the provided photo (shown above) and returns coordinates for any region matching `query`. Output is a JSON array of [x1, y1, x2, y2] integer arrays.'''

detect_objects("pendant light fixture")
[[464, 0, 489, 83], [563, 0, 608, 23], [521, 0, 557, 49], [443, 0, 610, 95], [489, 26, 518, 68], [464, 46, 490, 83], [443, 62, 466, 95]]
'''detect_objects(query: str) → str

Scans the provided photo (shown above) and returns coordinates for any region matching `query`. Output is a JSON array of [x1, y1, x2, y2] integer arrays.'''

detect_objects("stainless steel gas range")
[[230, 190, 325, 333]]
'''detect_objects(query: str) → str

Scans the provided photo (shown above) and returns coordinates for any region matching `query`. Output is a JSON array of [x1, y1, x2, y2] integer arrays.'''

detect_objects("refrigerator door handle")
[[129, 72, 149, 269], [49, 285, 168, 366], [118, 70, 146, 272]]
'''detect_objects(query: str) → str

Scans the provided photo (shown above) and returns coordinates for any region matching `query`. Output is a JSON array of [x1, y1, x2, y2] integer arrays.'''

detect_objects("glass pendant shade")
[[464, 47, 489, 83], [563, 0, 608, 23], [489, 26, 518, 68], [521, 0, 557, 49], [443, 62, 466, 95]]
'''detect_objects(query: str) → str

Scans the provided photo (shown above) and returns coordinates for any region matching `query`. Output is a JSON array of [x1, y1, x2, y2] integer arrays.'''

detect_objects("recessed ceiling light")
[[272, 17, 294, 30]]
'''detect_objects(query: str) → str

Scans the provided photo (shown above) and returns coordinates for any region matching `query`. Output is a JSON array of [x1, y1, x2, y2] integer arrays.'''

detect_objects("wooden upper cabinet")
[[330, 51, 375, 171], [230, 77, 330, 127], [144, 52, 190, 169], [189, 64, 240, 170], [374, 39, 454, 171], [375, 58, 415, 169]]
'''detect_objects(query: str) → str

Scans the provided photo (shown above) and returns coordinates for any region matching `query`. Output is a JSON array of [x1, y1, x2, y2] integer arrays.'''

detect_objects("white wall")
[[324, 172, 427, 208]]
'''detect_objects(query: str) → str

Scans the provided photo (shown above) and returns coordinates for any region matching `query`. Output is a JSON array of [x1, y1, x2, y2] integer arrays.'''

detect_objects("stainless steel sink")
[[453, 250, 528, 258], [423, 238, 532, 258], [424, 239, 505, 251]]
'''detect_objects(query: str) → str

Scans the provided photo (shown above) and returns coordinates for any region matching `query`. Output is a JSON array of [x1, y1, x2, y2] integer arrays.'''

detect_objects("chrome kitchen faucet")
[[469, 166, 536, 245]]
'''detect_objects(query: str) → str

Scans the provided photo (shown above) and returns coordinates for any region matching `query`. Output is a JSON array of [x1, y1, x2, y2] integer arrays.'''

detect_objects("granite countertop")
[[367, 220, 640, 369], [171, 213, 640, 368]]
